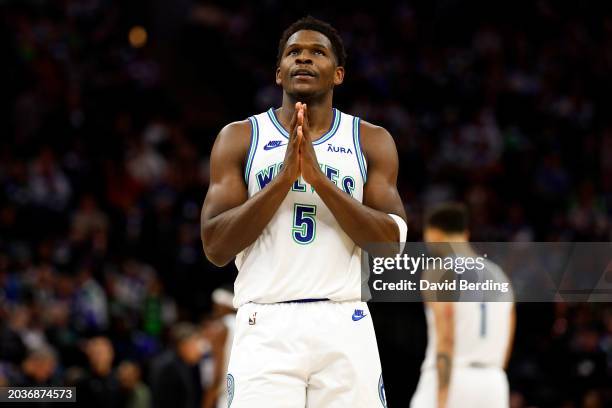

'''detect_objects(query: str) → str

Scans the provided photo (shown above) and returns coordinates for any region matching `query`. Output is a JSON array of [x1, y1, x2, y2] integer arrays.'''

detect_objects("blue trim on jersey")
[[244, 116, 259, 183], [353, 117, 367, 183], [267, 108, 289, 139], [266, 108, 341, 145], [312, 109, 340, 145]]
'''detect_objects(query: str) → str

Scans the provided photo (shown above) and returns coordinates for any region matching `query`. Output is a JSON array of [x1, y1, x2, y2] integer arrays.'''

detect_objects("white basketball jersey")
[[233, 108, 367, 307], [422, 260, 514, 370]]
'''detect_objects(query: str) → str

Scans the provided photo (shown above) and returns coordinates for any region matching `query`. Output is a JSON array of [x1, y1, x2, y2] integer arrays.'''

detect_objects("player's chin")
[[288, 85, 320, 100]]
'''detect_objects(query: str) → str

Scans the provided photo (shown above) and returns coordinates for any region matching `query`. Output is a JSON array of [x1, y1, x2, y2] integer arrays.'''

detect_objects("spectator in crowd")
[[76, 336, 121, 408], [118, 360, 152, 408], [0, 317, 26, 366], [10, 346, 62, 408], [27, 148, 72, 212], [150, 323, 205, 408], [18, 346, 59, 387], [73, 265, 109, 334]]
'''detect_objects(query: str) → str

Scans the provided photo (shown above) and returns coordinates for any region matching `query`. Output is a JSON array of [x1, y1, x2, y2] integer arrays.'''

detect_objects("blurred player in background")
[[201, 16, 407, 407], [411, 203, 515, 408], [200, 285, 236, 408]]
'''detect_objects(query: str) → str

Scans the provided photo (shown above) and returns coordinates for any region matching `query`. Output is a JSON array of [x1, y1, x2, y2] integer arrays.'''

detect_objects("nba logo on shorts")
[[249, 312, 257, 325]]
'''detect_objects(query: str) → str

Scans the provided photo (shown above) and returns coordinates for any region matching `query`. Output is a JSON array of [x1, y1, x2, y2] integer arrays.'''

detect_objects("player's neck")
[[278, 94, 335, 138]]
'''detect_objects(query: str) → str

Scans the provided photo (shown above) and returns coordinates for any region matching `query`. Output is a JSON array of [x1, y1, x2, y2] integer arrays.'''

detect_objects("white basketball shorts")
[[410, 366, 509, 408], [226, 300, 387, 408]]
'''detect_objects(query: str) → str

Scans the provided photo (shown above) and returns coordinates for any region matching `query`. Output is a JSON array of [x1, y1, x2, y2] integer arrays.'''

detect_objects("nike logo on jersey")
[[352, 309, 367, 321], [263, 140, 287, 150]]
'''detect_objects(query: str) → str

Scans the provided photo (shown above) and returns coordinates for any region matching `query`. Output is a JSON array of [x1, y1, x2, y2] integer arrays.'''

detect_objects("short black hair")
[[425, 203, 469, 233], [171, 322, 198, 347], [277, 16, 347, 67]]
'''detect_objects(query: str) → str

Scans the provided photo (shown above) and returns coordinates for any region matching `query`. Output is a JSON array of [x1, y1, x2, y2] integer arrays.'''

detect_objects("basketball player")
[[410, 203, 515, 408], [205, 286, 236, 408], [201, 16, 407, 407]]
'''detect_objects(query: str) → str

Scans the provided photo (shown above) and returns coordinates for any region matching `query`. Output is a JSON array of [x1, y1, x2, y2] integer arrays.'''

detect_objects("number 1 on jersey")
[[480, 302, 487, 337], [292, 204, 317, 244]]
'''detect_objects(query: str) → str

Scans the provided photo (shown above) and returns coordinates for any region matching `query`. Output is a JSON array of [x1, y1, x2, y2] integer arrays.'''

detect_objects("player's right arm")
[[201, 109, 301, 266], [429, 301, 455, 408]]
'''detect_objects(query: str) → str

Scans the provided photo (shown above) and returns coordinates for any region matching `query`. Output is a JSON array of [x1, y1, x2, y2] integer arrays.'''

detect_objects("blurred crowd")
[[0, 0, 610, 407]]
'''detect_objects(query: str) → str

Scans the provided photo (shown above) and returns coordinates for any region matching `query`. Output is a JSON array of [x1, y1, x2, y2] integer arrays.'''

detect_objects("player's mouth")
[[291, 68, 316, 79]]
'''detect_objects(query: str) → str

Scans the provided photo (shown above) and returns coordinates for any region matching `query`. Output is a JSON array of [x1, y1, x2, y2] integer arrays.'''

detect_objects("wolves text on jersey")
[[254, 162, 356, 196]]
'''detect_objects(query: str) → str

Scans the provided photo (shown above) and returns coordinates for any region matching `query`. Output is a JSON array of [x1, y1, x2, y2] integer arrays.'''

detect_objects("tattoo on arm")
[[436, 353, 452, 388]]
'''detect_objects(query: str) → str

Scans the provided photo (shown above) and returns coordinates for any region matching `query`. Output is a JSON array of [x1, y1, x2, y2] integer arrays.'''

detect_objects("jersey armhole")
[[244, 116, 259, 184], [352, 116, 367, 184]]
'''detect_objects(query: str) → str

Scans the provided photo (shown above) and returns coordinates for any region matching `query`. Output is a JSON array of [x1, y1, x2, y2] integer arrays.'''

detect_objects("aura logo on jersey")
[[326, 143, 353, 154]]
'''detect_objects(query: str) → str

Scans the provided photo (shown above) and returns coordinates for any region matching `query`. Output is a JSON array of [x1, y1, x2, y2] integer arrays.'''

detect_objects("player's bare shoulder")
[[213, 119, 251, 154], [211, 119, 253, 164], [358, 119, 398, 165]]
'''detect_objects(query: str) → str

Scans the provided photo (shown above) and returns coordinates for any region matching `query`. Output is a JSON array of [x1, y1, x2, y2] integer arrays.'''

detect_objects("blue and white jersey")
[[233, 108, 367, 307], [422, 260, 514, 370]]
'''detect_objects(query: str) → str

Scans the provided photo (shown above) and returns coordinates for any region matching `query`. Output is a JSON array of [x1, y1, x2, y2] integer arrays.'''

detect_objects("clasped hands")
[[281, 102, 324, 188]]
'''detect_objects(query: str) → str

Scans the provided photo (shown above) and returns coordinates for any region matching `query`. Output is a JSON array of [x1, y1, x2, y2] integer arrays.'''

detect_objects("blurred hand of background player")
[[279, 102, 303, 187], [296, 104, 323, 187]]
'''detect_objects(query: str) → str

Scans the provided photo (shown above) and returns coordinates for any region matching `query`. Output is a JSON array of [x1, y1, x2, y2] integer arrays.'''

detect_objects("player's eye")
[[314, 50, 325, 55], [288, 49, 299, 56]]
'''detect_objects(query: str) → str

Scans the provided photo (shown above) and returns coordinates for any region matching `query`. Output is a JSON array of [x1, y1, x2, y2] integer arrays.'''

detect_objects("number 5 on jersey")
[[292, 204, 317, 244]]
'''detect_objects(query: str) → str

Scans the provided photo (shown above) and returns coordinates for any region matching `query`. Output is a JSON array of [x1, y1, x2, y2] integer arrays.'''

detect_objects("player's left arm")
[[429, 301, 455, 408], [300, 110, 406, 248]]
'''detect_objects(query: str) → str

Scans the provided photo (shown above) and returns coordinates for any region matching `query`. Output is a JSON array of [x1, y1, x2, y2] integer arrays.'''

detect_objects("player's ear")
[[275, 67, 282, 86], [333, 66, 345, 86]]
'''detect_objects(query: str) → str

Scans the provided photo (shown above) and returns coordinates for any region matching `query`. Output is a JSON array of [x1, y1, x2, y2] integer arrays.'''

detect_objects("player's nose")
[[295, 54, 313, 64]]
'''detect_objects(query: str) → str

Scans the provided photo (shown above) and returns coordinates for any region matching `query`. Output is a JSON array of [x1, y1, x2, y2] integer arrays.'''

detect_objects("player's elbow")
[[202, 242, 232, 267], [206, 251, 232, 267], [201, 224, 232, 267]]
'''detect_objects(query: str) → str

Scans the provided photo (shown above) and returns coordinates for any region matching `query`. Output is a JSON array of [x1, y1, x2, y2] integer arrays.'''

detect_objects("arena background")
[[0, 0, 611, 407]]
